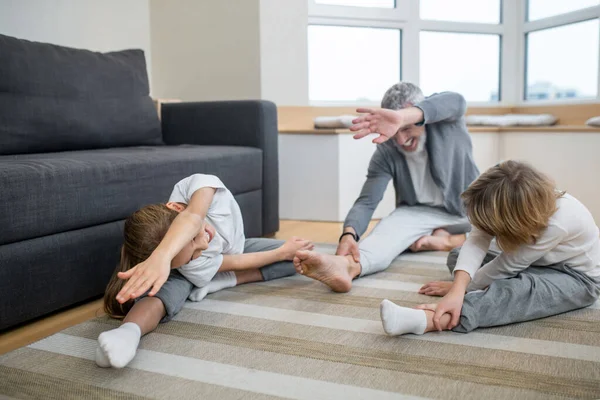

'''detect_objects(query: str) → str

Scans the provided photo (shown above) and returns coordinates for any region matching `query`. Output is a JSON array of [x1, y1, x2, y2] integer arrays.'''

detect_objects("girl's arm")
[[220, 237, 313, 272], [152, 188, 215, 263], [116, 187, 216, 303]]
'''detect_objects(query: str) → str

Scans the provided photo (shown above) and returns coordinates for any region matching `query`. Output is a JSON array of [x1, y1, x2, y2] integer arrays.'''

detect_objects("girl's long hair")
[[103, 204, 179, 319]]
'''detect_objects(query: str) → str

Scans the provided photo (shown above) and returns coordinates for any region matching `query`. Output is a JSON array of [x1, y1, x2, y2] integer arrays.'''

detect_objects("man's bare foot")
[[419, 281, 452, 296], [410, 229, 466, 252], [293, 250, 359, 293]]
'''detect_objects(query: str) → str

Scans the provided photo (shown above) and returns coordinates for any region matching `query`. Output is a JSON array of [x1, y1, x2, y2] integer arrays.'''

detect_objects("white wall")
[[149, 0, 308, 104], [0, 0, 152, 80], [149, 0, 262, 102], [470, 133, 502, 172], [279, 134, 340, 220], [259, 0, 309, 105], [469, 131, 600, 223], [501, 132, 600, 222], [338, 135, 395, 221]]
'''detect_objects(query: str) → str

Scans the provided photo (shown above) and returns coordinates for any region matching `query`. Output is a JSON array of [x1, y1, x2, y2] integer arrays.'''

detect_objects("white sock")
[[380, 299, 427, 336], [188, 271, 237, 301], [96, 322, 141, 368]]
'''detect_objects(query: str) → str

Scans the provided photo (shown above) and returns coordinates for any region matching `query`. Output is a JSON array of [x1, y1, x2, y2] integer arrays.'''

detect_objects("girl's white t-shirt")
[[168, 174, 245, 288]]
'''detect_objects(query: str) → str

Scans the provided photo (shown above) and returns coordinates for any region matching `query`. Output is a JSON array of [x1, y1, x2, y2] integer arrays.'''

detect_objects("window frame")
[[307, 0, 600, 106], [522, 3, 600, 103], [308, 0, 506, 106]]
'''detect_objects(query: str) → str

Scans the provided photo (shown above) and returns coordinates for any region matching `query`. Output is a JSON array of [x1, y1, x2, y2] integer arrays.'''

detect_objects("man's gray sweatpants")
[[359, 205, 470, 277], [447, 248, 600, 333]]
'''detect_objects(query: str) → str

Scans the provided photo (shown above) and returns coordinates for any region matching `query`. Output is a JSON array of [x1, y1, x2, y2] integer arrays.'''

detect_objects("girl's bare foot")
[[293, 251, 359, 293]]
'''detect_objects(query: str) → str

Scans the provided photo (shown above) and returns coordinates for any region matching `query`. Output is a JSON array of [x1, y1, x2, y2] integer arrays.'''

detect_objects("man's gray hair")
[[381, 82, 424, 110]]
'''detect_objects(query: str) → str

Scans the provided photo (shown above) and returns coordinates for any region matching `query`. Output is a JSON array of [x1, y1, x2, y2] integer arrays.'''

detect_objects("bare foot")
[[293, 250, 359, 293], [410, 229, 465, 252], [419, 281, 452, 296]]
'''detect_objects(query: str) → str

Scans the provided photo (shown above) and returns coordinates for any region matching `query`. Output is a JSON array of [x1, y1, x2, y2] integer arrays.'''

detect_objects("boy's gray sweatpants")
[[140, 238, 295, 322], [447, 248, 600, 333]]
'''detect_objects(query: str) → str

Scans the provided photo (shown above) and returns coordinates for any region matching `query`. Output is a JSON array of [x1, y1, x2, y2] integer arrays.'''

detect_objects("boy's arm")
[[117, 187, 216, 302], [452, 227, 493, 279], [469, 224, 566, 291]]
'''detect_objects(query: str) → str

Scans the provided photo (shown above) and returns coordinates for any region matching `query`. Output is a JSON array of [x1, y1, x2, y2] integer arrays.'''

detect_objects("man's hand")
[[336, 234, 360, 263], [350, 108, 404, 144], [116, 255, 171, 303], [350, 107, 423, 144]]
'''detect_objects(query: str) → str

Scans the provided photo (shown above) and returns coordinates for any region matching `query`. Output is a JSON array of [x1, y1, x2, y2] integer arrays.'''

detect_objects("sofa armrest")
[[161, 100, 279, 236]]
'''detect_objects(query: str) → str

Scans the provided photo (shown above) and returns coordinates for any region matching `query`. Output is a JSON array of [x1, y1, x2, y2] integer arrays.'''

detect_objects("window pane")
[[420, 32, 500, 102], [526, 20, 599, 100], [314, 0, 395, 8], [420, 0, 501, 24], [308, 25, 400, 102], [528, 0, 598, 21]]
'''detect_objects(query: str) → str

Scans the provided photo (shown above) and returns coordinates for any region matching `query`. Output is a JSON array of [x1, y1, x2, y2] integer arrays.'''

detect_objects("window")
[[308, 25, 401, 102], [314, 0, 395, 8], [420, 32, 500, 102], [527, 0, 599, 21], [420, 0, 501, 24], [526, 19, 599, 100]]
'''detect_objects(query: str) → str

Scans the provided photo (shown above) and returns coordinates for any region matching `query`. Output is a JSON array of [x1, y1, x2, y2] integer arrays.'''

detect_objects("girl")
[[97, 174, 312, 368], [379, 161, 600, 335]]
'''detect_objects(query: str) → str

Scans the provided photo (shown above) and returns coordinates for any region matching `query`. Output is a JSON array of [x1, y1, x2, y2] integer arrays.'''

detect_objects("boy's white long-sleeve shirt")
[[455, 194, 600, 291]]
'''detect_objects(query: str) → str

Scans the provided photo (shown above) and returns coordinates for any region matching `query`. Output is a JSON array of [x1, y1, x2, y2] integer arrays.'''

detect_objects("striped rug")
[[1, 244, 600, 399]]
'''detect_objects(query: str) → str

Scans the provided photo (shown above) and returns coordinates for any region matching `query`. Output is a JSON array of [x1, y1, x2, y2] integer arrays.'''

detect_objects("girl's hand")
[[116, 255, 171, 303], [432, 289, 465, 331], [278, 237, 314, 261], [419, 281, 453, 297]]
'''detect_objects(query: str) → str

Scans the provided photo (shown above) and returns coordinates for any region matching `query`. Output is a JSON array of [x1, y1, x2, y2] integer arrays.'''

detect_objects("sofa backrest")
[[0, 34, 162, 155]]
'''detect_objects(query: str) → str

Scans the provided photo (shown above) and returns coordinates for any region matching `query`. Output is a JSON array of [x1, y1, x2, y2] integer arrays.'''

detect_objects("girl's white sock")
[[96, 322, 141, 368], [380, 299, 427, 336], [189, 271, 237, 301]]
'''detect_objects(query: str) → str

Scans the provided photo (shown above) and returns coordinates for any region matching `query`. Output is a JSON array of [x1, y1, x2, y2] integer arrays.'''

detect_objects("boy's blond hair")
[[461, 160, 562, 253]]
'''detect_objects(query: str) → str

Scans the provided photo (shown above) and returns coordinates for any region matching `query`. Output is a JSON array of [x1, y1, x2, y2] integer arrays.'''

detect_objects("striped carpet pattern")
[[1, 244, 600, 399]]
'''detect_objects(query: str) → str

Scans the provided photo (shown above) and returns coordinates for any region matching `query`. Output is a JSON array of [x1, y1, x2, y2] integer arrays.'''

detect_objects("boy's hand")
[[432, 289, 465, 331], [336, 235, 360, 263], [419, 281, 452, 296], [278, 237, 314, 261], [116, 255, 170, 303]]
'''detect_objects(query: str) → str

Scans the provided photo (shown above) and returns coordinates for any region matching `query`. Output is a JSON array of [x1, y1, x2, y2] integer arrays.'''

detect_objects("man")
[[293, 82, 479, 293]]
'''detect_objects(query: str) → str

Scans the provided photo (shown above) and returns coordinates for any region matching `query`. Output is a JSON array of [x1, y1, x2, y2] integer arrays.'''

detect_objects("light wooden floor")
[[0, 219, 378, 355]]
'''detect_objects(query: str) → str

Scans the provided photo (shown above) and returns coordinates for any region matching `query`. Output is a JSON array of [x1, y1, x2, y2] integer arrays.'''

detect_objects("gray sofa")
[[0, 34, 279, 331]]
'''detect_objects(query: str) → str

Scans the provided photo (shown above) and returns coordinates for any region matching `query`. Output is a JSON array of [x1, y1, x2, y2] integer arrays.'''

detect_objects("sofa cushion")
[[0, 34, 162, 155], [0, 145, 262, 245]]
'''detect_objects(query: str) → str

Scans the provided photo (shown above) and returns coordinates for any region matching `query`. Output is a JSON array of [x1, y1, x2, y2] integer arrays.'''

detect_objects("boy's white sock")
[[96, 322, 141, 368], [380, 299, 427, 336], [189, 271, 237, 301]]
